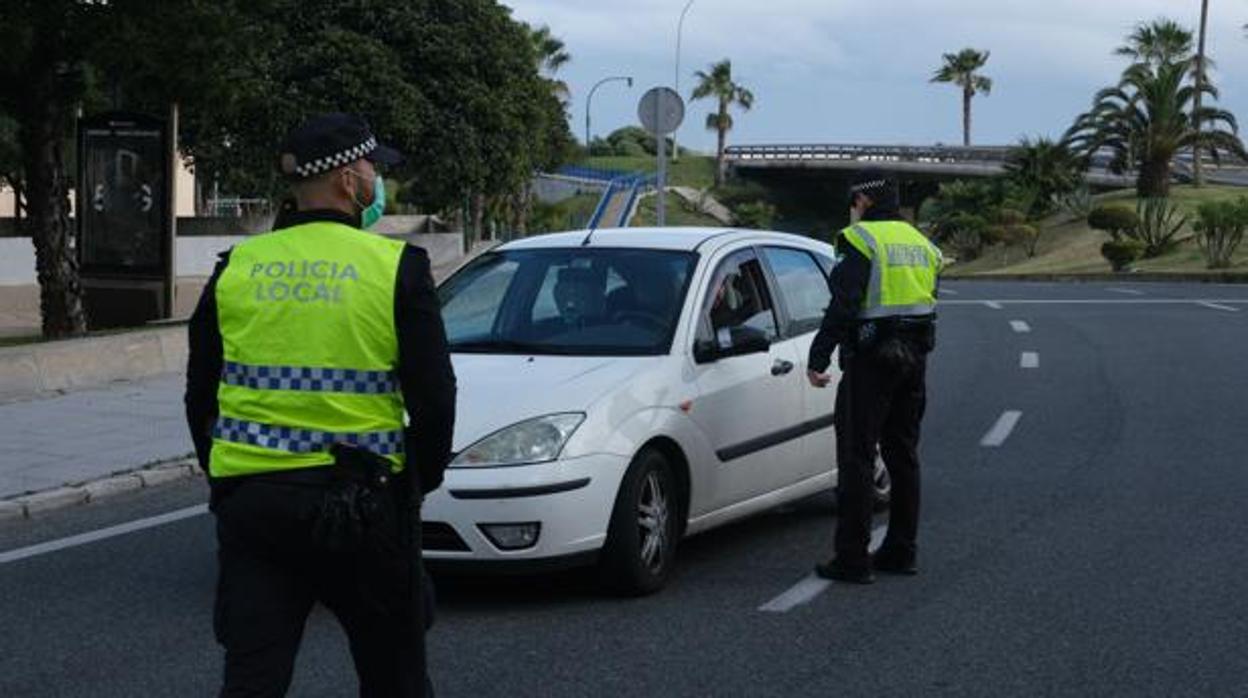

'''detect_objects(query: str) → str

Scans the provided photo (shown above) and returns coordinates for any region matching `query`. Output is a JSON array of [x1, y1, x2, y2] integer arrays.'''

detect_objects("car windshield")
[[438, 247, 697, 356]]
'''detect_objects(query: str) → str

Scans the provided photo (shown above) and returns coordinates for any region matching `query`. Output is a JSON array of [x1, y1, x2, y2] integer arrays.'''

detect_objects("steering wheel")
[[613, 309, 667, 333]]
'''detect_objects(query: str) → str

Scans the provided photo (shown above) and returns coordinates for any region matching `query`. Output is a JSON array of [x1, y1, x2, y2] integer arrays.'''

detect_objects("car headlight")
[[451, 413, 586, 468]]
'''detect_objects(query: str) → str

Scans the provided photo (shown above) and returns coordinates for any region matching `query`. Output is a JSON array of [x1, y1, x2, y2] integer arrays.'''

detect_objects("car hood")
[[449, 353, 654, 452]]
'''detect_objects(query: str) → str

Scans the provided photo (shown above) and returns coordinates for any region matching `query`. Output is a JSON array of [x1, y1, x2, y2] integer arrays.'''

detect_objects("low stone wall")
[[0, 326, 187, 403]]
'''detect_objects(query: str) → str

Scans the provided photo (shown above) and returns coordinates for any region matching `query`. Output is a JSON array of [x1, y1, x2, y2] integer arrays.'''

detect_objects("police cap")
[[278, 113, 402, 180], [849, 170, 898, 201]]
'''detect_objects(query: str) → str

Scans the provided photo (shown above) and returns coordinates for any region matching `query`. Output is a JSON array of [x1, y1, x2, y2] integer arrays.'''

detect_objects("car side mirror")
[[695, 326, 771, 364]]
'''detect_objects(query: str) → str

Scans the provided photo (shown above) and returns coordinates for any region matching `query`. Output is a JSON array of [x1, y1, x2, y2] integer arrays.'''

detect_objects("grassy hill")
[[949, 185, 1248, 277], [578, 155, 718, 191]]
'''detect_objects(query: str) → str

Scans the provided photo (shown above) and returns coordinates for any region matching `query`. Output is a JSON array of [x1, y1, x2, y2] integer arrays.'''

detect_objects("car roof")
[[495, 227, 830, 254]]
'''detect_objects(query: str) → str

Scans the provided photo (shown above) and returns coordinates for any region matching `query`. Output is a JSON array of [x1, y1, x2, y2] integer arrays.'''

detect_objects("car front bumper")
[[421, 452, 630, 565]]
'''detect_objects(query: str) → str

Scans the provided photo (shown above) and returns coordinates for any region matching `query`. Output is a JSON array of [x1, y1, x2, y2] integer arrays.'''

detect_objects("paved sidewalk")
[[0, 373, 192, 498]]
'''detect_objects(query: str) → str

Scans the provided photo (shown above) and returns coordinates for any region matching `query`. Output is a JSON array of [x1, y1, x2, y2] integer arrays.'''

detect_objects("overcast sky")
[[503, 0, 1248, 152]]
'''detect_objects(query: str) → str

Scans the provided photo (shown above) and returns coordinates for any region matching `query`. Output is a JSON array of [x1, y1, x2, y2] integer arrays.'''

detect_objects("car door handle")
[[771, 359, 795, 376]]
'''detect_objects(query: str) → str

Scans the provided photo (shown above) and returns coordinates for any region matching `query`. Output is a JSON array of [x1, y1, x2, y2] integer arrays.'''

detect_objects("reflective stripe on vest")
[[213, 417, 405, 456], [222, 361, 398, 395], [847, 223, 941, 320]]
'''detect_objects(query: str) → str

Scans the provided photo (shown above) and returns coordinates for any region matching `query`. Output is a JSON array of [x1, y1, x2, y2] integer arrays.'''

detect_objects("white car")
[[426, 227, 888, 594]]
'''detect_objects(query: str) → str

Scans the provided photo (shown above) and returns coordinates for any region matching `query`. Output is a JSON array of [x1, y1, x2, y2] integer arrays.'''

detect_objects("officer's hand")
[[807, 370, 831, 388]]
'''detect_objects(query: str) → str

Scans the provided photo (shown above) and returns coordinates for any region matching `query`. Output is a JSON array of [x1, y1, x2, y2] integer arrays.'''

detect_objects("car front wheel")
[[599, 448, 680, 596]]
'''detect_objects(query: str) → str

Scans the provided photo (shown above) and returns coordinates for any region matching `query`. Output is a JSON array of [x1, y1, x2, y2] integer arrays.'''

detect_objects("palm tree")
[[1193, 0, 1210, 187], [1004, 137, 1083, 215], [527, 24, 571, 102], [1064, 61, 1246, 198], [931, 49, 992, 147], [691, 59, 754, 187], [1116, 18, 1194, 67]]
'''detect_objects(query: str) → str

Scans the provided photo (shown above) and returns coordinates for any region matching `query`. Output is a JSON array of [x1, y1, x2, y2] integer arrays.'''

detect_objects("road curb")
[[0, 458, 202, 522]]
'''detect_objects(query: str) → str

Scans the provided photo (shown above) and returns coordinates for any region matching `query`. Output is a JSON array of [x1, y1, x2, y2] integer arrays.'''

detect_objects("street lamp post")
[[585, 76, 634, 149], [672, 0, 696, 162]]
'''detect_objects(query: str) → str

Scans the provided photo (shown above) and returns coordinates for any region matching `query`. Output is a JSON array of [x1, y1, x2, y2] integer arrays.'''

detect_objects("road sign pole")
[[657, 127, 667, 227], [637, 86, 685, 229]]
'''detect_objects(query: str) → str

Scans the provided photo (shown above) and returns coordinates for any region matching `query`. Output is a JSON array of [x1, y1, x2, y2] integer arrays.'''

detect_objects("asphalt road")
[[3, 281, 1248, 697]]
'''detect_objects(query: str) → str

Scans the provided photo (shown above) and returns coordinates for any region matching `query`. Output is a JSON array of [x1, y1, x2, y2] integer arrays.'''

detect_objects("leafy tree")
[[931, 49, 992, 147], [691, 59, 754, 187], [1, 0, 575, 336], [1064, 61, 1245, 198]]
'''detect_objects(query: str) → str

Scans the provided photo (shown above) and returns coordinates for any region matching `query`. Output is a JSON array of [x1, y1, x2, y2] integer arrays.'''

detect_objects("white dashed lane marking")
[[983, 301, 1004, 310], [1010, 320, 1031, 333], [1109, 287, 1145, 296], [759, 524, 887, 613], [1020, 352, 1039, 369], [1198, 301, 1240, 312], [981, 411, 1023, 448]]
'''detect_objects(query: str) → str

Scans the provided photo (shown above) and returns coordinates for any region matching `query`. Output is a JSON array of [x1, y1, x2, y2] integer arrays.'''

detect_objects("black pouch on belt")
[[310, 444, 397, 553]]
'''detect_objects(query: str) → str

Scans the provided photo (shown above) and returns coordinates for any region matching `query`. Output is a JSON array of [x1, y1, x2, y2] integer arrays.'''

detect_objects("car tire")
[[599, 448, 680, 596]]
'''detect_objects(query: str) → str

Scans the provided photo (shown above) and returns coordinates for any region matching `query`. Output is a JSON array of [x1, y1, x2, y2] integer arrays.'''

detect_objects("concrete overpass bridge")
[[725, 143, 1139, 187], [723, 143, 1248, 235]]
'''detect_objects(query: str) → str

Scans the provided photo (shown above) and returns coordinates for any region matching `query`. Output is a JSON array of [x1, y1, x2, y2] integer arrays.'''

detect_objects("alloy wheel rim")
[[637, 471, 669, 573]]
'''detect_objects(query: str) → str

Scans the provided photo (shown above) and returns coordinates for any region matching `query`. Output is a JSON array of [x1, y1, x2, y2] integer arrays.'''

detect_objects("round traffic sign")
[[638, 87, 685, 136]]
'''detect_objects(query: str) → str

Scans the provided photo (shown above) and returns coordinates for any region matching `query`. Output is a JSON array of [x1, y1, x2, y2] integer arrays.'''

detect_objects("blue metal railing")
[[584, 171, 655, 229]]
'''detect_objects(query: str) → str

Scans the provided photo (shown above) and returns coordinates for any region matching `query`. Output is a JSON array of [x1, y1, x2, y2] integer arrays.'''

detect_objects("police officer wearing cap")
[[185, 113, 456, 696], [806, 171, 941, 585]]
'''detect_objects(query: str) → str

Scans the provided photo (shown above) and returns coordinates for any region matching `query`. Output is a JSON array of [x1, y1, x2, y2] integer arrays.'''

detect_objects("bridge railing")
[[724, 143, 1015, 164]]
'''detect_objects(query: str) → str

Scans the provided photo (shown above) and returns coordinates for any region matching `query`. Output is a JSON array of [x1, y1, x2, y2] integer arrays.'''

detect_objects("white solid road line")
[[941, 288, 959, 296], [759, 524, 887, 613], [1109, 288, 1145, 295], [1020, 352, 1040, 369], [1198, 301, 1240, 312], [1010, 320, 1031, 333], [981, 411, 1023, 448], [944, 299, 1248, 306], [0, 504, 208, 565]]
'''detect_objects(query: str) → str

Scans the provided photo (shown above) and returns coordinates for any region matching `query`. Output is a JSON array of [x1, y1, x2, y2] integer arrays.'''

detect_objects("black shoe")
[[814, 559, 875, 584], [871, 550, 917, 576]]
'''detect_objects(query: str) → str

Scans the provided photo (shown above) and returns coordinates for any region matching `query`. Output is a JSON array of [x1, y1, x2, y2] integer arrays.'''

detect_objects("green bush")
[[1101, 239, 1146, 271], [1088, 205, 1140, 241], [942, 212, 988, 260], [1055, 186, 1094, 220], [1135, 198, 1187, 258], [1193, 197, 1248, 269], [733, 200, 776, 229]]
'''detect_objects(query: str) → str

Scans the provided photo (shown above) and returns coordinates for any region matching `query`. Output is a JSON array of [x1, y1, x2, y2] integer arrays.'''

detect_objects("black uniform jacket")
[[184, 209, 458, 497]]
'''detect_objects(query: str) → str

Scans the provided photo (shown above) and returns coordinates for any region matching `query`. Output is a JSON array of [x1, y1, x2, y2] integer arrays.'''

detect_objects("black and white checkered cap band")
[[293, 136, 378, 178], [850, 179, 888, 194], [221, 361, 398, 395], [214, 417, 405, 456]]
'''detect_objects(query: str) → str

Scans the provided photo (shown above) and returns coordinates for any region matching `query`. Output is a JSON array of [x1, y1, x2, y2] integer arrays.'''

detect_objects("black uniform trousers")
[[213, 476, 430, 698], [833, 344, 928, 569]]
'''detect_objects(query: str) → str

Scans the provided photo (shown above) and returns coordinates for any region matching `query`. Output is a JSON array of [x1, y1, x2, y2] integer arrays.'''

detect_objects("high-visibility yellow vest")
[[209, 220, 407, 478], [841, 221, 943, 319]]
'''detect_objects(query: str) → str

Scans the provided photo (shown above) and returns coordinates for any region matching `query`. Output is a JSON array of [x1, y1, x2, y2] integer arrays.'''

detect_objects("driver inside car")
[[553, 266, 608, 327]]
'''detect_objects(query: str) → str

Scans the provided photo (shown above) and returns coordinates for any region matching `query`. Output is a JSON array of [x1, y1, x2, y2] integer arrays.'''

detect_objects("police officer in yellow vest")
[[185, 113, 456, 696], [807, 171, 941, 584]]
